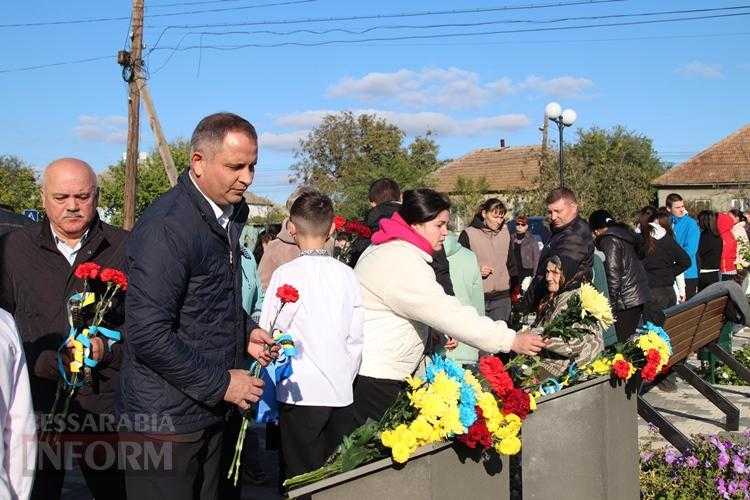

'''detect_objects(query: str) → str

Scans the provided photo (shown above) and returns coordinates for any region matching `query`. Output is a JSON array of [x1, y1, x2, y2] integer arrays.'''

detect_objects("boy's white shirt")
[[260, 255, 363, 407], [0, 309, 36, 500]]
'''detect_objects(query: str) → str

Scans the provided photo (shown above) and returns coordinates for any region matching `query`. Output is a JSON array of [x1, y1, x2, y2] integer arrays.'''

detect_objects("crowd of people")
[[0, 111, 748, 500]]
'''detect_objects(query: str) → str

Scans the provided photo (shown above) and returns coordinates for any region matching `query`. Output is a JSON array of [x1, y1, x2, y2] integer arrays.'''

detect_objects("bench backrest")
[[662, 295, 729, 367]]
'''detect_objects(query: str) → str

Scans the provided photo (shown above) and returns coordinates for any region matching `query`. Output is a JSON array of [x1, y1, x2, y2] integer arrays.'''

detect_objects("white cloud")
[[676, 61, 724, 79], [516, 75, 594, 98], [327, 68, 595, 109], [259, 130, 308, 152], [74, 115, 128, 144], [327, 67, 494, 109], [273, 109, 529, 138]]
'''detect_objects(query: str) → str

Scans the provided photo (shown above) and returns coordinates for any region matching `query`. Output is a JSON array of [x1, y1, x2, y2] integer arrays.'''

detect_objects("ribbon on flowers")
[[255, 334, 297, 423], [57, 327, 86, 388], [57, 324, 123, 383]]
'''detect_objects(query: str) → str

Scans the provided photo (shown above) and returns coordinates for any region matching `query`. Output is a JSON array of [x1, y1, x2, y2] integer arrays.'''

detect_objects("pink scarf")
[[371, 212, 434, 255]]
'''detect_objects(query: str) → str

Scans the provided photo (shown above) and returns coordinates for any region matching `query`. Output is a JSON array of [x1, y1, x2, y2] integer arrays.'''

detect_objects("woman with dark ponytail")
[[352, 189, 545, 422], [637, 206, 691, 324]]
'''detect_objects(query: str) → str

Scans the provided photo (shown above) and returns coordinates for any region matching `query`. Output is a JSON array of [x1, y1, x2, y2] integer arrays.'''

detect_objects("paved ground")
[[639, 326, 750, 449]]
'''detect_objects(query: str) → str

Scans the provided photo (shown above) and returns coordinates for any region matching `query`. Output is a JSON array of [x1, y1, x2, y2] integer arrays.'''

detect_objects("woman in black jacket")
[[589, 209, 651, 342], [637, 206, 691, 325], [697, 210, 723, 290]]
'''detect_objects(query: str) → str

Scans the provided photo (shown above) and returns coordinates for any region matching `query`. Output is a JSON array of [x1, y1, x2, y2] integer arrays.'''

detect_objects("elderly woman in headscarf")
[[531, 254, 605, 378]]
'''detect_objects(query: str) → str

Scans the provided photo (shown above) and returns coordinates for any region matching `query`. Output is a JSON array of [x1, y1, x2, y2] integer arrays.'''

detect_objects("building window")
[[731, 198, 750, 211]]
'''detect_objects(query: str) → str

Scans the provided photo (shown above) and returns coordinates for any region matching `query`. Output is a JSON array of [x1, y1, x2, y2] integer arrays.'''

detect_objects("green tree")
[[0, 155, 41, 213], [99, 140, 191, 226], [527, 126, 666, 222], [451, 175, 489, 228], [291, 112, 442, 218]]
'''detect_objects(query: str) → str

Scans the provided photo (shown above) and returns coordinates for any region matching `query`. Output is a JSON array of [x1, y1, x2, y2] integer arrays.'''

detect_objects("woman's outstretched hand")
[[510, 330, 546, 355]]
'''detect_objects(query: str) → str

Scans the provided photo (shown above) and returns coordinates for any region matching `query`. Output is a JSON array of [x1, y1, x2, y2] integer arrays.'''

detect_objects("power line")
[[150, 11, 750, 53], [167, 5, 750, 41], [4, 29, 747, 76], [148, 0, 627, 50], [149, 0, 277, 8], [0, 0, 318, 28], [0, 55, 112, 74]]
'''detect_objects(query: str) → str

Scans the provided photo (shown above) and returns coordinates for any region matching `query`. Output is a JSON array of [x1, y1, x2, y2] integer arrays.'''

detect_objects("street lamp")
[[545, 102, 577, 188]]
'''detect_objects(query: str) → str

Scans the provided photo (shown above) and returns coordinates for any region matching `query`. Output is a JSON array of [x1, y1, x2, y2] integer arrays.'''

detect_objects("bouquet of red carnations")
[[42, 262, 127, 441]]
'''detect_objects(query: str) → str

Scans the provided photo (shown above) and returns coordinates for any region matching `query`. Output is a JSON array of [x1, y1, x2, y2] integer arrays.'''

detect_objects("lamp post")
[[545, 102, 577, 188]]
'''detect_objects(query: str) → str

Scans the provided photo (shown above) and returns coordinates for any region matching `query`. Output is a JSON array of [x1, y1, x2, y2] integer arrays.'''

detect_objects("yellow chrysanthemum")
[[579, 283, 615, 327], [464, 370, 483, 395], [409, 416, 434, 445], [405, 375, 423, 390], [497, 436, 522, 455], [584, 356, 613, 376], [477, 391, 503, 431], [637, 332, 670, 362], [381, 424, 417, 463], [443, 405, 466, 436], [493, 413, 522, 440], [392, 445, 412, 464], [430, 372, 461, 401]]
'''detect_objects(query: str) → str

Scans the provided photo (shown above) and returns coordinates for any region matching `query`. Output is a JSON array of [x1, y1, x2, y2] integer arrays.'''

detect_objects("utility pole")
[[141, 83, 178, 187], [123, 0, 144, 230]]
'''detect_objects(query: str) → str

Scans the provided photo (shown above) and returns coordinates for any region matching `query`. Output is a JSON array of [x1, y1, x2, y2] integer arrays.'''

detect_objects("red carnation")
[[646, 349, 661, 364], [74, 262, 101, 280], [112, 270, 128, 291], [334, 215, 347, 231], [641, 363, 658, 383], [353, 221, 372, 238], [458, 408, 493, 450], [479, 356, 514, 398], [100, 268, 128, 291], [502, 388, 531, 420], [612, 359, 632, 380], [276, 284, 300, 304]]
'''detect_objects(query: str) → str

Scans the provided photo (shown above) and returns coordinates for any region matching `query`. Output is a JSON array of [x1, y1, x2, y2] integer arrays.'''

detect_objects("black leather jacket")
[[595, 225, 651, 311]]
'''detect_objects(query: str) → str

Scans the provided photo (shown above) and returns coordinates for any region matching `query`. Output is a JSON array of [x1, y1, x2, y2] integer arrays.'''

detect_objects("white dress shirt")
[[0, 309, 36, 500], [261, 254, 364, 407], [51, 227, 88, 266], [189, 172, 233, 229]]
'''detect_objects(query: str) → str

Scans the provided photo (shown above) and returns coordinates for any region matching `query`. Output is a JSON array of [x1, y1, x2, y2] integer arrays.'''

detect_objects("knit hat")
[[588, 209, 614, 231]]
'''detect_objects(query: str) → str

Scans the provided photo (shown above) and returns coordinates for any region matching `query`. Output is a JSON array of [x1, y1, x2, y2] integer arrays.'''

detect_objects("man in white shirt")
[[0, 308, 36, 500], [261, 191, 363, 479]]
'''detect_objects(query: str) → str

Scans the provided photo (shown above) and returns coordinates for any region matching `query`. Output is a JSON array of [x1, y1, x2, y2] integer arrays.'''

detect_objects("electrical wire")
[[0, 55, 113, 74], [150, 11, 750, 53], [164, 5, 750, 41], [0, 0, 318, 28]]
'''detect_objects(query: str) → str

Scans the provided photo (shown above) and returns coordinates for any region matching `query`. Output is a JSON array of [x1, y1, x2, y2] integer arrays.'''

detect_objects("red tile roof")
[[653, 124, 750, 186], [434, 145, 542, 193]]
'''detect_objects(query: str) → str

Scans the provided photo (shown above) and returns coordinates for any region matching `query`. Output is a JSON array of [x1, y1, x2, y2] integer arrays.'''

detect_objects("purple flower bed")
[[641, 431, 750, 499]]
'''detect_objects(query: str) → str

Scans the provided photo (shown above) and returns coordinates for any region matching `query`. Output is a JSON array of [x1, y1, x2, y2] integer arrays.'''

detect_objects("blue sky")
[[1, 0, 748, 203]]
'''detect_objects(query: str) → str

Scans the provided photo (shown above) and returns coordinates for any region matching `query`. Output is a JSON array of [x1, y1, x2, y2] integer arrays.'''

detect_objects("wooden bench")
[[637, 289, 750, 452]]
